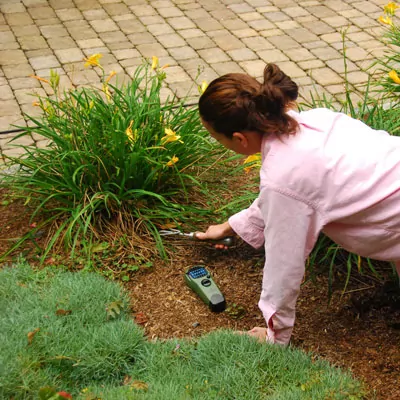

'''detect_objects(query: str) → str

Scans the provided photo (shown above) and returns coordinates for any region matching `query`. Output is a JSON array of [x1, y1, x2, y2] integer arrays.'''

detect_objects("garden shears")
[[158, 228, 234, 248]]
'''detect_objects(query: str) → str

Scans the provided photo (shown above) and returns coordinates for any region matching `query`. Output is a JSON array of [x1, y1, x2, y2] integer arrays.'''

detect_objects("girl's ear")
[[232, 132, 249, 148]]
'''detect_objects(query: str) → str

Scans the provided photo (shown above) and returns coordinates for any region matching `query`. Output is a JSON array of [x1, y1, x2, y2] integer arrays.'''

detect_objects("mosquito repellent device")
[[185, 266, 226, 312]]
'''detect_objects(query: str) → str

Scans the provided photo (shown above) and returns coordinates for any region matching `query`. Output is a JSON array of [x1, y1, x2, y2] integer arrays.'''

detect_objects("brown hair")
[[199, 63, 299, 138]]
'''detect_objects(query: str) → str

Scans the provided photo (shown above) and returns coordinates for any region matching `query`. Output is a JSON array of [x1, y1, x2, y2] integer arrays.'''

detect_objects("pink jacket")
[[228, 108, 400, 345]]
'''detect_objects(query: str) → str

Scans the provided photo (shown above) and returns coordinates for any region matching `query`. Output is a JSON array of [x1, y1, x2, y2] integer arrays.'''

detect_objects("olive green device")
[[185, 266, 226, 312]]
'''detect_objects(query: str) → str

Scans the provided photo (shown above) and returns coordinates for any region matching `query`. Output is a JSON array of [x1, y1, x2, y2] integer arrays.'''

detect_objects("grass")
[[93, 332, 363, 400], [0, 262, 144, 398], [0, 263, 364, 400]]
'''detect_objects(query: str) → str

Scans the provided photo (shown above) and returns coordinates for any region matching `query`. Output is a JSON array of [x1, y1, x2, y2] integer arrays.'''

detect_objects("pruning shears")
[[159, 228, 234, 248]]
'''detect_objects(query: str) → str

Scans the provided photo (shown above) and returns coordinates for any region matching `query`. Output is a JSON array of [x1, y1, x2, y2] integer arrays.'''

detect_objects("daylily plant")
[[15, 55, 221, 261]]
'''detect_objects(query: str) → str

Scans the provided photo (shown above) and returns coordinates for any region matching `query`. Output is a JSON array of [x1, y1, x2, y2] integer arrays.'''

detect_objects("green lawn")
[[0, 263, 364, 399]]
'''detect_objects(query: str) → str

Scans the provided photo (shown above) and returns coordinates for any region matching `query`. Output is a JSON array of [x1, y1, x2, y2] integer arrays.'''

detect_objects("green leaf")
[[225, 304, 246, 320], [106, 300, 123, 319], [91, 242, 109, 253], [38, 386, 57, 400]]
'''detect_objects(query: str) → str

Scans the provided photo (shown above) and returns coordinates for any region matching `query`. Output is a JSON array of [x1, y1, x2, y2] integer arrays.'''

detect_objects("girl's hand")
[[195, 221, 235, 249]]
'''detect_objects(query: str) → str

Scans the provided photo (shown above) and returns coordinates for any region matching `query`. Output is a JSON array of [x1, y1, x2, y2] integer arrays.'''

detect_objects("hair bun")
[[263, 63, 287, 86], [255, 83, 283, 116], [256, 64, 298, 116]]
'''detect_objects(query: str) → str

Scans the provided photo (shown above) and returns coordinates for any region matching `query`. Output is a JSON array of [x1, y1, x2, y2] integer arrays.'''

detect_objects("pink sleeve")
[[257, 188, 323, 345], [228, 197, 265, 249]]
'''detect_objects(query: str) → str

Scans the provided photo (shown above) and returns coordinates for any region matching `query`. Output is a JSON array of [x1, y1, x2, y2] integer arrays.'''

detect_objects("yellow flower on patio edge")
[[166, 155, 179, 167], [151, 56, 159, 70], [389, 69, 400, 84], [198, 81, 208, 94], [32, 99, 51, 113], [243, 153, 261, 173], [384, 1, 399, 15], [105, 70, 117, 83], [378, 15, 393, 25], [30, 74, 50, 84], [161, 128, 183, 144], [84, 53, 103, 68]]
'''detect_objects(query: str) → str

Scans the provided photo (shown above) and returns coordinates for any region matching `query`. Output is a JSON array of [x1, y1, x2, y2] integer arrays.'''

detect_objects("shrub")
[[0, 56, 224, 261]]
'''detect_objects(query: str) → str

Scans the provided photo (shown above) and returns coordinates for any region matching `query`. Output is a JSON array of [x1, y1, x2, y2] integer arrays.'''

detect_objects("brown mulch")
[[126, 241, 400, 400], [1, 188, 400, 399]]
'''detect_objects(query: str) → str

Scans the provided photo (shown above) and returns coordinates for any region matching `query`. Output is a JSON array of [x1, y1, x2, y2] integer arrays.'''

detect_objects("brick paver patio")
[[0, 0, 389, 162]]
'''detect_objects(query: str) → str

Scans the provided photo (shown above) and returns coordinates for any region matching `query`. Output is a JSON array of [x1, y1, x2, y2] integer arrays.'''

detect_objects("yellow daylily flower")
[[30, 75, 50, 84], [161, 128, 183, 144], [164, 128, 175, 136], [243, 153, 261, 165], [32, 101, 41, 107], [198, 81, 208, 94], [126, 120, 137, 143], [166, 155, 179, 167], [84, 53, 103, 68], [105, 70, 117, 83], [389, 69, 400, 83], [151, 56, 159, 70], [378, 15, 393, 25], [160, 63, 170, 70], [103, 84, 111, 101], [384, 1, 398, 15], [243, 153, 261, 173]]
